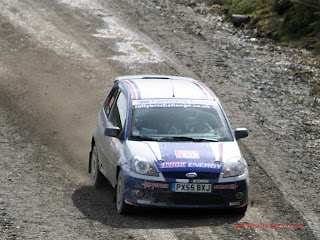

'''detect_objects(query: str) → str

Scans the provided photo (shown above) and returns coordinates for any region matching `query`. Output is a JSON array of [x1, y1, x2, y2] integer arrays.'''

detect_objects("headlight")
[[223, 157, 246, 178], [132, 155, 159, 176]]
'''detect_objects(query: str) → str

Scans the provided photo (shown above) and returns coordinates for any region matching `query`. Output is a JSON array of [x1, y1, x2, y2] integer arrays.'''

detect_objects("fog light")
[[134, 190, 145, 198], [234, 191, 244, 200]]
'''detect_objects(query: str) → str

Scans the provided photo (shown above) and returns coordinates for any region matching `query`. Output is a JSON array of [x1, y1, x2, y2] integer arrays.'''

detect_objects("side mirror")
[[104, 127, 120, 138], [235, 128, 248, 140]]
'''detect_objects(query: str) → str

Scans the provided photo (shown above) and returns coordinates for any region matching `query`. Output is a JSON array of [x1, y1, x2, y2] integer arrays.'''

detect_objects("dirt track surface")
[[0, 0, 319, 239]]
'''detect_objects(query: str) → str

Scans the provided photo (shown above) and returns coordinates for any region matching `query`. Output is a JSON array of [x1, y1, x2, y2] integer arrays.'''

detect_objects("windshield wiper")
[[130, 135, 160, 141], [158, 136, 219, 142]]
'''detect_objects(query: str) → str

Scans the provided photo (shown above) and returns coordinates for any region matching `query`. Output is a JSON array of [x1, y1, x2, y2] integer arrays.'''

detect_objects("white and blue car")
[[89, 75, 249, 214]]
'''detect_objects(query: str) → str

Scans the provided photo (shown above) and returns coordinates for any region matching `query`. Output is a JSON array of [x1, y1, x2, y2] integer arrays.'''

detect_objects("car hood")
[[126, 141, 242, 173]]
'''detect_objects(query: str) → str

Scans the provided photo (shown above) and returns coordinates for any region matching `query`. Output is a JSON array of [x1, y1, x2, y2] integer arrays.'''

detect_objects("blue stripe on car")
[[192, 82, 210, 99], [128, 80, 141, 99]]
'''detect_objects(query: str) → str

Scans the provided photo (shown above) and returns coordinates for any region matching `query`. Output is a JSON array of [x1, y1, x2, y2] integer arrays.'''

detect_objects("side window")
[[104, 88, 119, 117], [109, 91, 128, 129]]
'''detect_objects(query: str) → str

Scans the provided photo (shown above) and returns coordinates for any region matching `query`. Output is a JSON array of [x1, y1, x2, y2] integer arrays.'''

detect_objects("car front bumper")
[[122, 170, 248, 209]]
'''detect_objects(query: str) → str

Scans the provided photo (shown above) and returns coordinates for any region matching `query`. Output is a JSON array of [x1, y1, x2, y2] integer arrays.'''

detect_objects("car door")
[[95, 88, 120, 183], [106, 90, 128, 183]]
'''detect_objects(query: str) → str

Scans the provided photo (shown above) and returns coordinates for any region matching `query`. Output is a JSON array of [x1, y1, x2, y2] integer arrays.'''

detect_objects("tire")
[[234, 204, 247, 214], [90, 145, 104, 188], [116, 170, 130, 215]]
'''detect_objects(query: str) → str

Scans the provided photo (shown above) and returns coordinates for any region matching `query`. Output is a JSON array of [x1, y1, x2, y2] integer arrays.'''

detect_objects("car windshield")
[[130, 100, 233, 142]]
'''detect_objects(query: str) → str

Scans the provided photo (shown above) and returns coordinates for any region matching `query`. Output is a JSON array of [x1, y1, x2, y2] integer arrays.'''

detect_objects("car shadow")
[[72, 183, 244, 229]]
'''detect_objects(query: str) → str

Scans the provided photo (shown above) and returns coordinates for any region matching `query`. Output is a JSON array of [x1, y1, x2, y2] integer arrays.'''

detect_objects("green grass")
[[218, 0, 320, 55]]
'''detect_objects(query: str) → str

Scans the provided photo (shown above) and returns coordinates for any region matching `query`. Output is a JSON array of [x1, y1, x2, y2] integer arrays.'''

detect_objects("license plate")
[[172, 183, 212, 193]]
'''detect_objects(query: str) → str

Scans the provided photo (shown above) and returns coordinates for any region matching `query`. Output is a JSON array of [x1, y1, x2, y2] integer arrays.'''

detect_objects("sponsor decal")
[[109, 96, 115, 107], [175, 150, 199, 159], [176, 179, 190, 183], [142, 181, 169, 189], [109, 137, 116, 146], [192, 179, 209, 183], [188, 163, 220, 169], [214, 183, 237, 190], [157, 141, 218, 167], [122, 164, 131, 172], [160, 162, 221, 169], [137, 200, 151, 204], [162, 162, 186, 168]]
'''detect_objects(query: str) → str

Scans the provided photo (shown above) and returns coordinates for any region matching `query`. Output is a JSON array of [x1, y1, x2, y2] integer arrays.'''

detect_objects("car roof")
[[115, 75, 217, 100]]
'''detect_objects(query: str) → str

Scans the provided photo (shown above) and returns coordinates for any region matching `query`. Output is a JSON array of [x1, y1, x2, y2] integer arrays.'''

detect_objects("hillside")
[[206, 0, 320, 55]]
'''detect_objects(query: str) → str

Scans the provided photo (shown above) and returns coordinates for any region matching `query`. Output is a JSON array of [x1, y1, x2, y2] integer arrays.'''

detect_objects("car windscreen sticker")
[[132, 99, 217, 109], [133, 103, 215, 109], [133, 103, 217, 109]]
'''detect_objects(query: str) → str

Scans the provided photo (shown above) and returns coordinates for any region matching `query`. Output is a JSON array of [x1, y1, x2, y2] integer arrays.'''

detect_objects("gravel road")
[[0, 0, 319, 239]]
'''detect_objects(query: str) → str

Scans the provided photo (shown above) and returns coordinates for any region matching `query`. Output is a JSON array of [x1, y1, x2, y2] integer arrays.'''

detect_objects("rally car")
[[89, 75, 249, 214]]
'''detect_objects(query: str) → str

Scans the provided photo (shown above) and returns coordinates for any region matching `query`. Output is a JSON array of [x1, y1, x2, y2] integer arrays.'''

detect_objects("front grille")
[[155, 193, 224, 205], [162, 171, 220, 180]]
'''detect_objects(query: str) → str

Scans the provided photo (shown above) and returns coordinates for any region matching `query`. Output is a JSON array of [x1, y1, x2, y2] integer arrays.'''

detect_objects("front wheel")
[[116, 170, 130, 215], [90, 145, 104, 188]]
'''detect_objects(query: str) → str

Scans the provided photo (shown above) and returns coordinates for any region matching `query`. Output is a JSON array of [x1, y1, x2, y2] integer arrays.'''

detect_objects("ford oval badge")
[[186, 172, 197, 178]]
